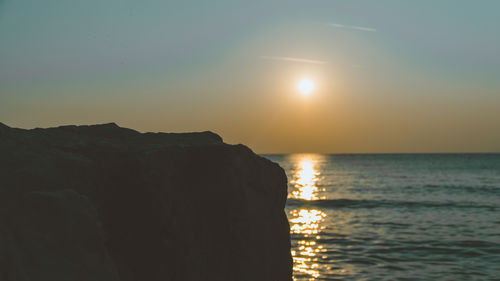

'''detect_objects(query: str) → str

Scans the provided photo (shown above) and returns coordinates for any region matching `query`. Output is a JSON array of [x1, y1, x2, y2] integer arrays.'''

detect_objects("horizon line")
[[259, 152, 500, 155]]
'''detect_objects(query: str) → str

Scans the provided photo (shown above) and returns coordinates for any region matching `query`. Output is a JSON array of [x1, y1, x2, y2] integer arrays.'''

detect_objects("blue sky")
[[1, 0, 499, 152]]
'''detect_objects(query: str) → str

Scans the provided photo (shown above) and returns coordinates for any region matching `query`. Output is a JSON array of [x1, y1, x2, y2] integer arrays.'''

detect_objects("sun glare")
[[298, 78, 315, 95], [290, 157, 321, 201]]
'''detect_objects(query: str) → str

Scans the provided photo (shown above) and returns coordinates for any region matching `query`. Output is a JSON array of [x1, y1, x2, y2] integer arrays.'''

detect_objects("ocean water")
[[262, 154, 500, 281]]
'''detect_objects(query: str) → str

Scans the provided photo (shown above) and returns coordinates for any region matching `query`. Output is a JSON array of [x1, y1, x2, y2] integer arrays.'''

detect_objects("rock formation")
[[0, 122, 292, 281]]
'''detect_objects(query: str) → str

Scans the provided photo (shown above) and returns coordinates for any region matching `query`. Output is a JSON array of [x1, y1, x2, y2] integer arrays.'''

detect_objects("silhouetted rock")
[[0, 123, 292, 281], [0, 190, 120, 281]]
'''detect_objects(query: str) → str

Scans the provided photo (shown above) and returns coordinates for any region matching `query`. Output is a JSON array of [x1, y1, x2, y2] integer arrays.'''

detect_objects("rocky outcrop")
[[0, 123, 292, 281]]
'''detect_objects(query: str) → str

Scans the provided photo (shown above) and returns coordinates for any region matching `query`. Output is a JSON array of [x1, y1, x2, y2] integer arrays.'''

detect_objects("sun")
[[298, 78, 315, 95]]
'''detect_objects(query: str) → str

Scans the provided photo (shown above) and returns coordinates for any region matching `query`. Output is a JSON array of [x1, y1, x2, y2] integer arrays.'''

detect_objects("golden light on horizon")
[[291, 157, 320, 200], [298, 78, 315, 95]]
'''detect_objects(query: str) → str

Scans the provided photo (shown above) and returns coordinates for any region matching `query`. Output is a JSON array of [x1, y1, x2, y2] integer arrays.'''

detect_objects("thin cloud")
[[327, 23, 377, 32], [260, 56, 328, 65]]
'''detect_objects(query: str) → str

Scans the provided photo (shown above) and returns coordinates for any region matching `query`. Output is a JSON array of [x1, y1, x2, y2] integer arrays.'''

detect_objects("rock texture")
[[0, 123, 292, 281]]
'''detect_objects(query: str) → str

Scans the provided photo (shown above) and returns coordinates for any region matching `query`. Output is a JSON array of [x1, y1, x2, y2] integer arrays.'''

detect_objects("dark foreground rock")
[[0, 123, 292, 281]]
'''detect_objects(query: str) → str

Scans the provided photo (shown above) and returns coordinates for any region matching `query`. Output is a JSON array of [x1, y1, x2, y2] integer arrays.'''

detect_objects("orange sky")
[[1, 0, 499, 153]]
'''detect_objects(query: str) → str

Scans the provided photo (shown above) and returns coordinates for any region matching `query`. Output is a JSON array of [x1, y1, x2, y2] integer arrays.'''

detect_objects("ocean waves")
[[287, 198, 498, 211], [267, 153, 500, 280]]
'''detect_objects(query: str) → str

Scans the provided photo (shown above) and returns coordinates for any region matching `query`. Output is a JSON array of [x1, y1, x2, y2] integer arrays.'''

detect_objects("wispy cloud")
[[260, 56, 328, 65], [327, 23, 377, 32]]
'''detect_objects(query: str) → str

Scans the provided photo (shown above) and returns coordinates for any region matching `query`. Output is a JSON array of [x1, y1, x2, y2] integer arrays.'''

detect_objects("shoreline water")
[[264, 153, 500, 280]]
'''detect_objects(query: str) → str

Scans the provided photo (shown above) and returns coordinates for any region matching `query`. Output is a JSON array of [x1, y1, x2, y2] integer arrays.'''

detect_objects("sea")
[[262, 154, 500, 281]]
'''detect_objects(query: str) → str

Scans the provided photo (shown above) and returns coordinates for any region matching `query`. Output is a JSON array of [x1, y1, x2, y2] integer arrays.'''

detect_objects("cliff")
[[0, 123, 292, 281]]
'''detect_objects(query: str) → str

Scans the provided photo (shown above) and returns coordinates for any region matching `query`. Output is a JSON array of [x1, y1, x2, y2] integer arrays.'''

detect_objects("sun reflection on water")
[[290, 209, 325, 235], [291, 157, 322, 201], [290, 209, 326, 280], [288, 154, 327, 280]]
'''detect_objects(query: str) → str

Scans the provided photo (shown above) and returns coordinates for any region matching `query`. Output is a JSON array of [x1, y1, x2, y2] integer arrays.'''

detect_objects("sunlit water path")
[[263, 154, 500, 280]]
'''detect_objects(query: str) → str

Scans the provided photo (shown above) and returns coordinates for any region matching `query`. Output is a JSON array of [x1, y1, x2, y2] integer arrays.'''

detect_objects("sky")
[[1, 0, 499, 153]]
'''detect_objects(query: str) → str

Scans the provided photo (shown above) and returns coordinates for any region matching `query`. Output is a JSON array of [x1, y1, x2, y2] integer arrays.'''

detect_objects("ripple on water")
[[267, 153, 500, 280]]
